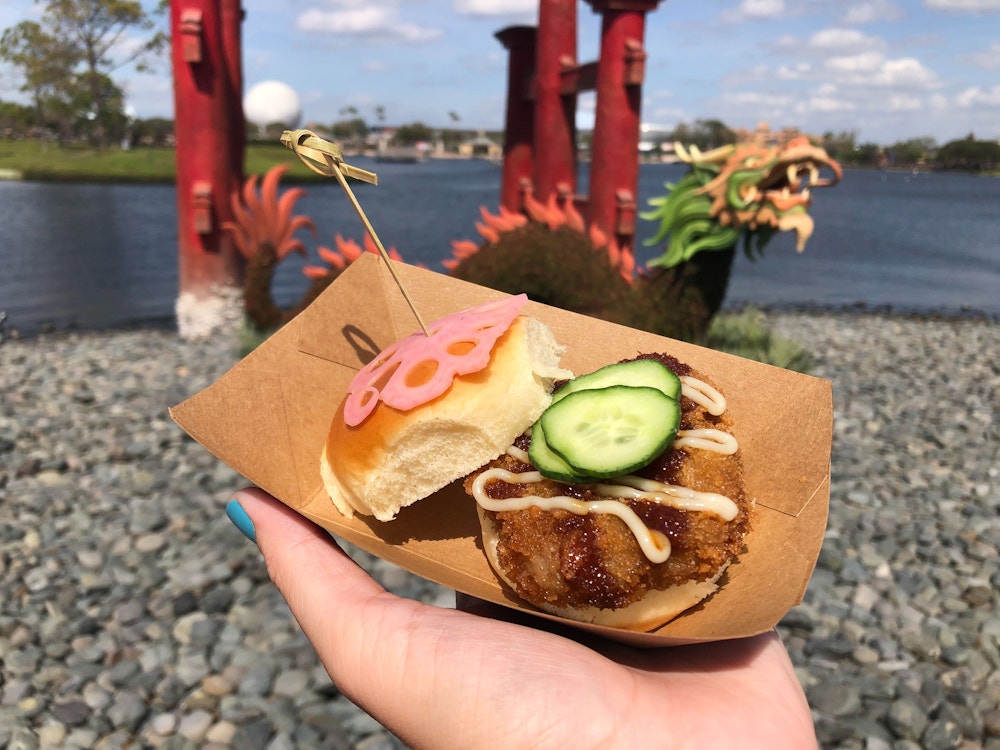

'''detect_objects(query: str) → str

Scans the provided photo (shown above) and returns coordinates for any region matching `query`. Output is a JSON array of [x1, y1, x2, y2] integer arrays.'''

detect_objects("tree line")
[[2, 4, 997, 172], [0, 0, 165, 147], [248, 106, 472, 153], [817, 129, 1000, 172], [642, 120, 1000, 173]]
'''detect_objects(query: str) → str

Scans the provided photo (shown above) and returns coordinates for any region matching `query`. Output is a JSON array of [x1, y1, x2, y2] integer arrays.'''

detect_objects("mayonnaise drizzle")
[[474, 375, 741, 565], [592, 476, 739, 520], [681, 376, 726, 415], [473, 468, 673, 563], [673, 429, 739, 455]]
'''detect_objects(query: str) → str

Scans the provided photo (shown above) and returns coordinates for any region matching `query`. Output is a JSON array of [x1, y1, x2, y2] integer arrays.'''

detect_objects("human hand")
[[226, 488, 817, 750]]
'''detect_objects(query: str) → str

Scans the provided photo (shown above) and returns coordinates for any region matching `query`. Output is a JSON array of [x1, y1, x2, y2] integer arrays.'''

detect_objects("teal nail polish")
[[226, 499, 256, 543]]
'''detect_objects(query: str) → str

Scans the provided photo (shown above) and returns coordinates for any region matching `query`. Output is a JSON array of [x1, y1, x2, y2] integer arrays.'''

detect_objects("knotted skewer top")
[[281, 129, 429, 336]]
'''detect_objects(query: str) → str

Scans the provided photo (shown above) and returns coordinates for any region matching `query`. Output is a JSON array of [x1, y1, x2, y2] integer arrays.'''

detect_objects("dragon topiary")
[[448, 136, 842, 342]]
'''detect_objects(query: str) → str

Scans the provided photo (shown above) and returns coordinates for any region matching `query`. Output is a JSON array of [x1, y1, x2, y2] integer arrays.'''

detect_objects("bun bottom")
[[478, 507, 726, 632]]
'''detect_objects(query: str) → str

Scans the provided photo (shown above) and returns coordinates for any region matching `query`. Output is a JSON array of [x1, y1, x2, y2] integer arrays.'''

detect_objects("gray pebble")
[[172, 591, 199, 616], [3, 313, 997, 750], [231, 717, 275, 750], [6, 727, 40, 750], [921, 720, 964, 750], [200, 586, 236, 614], [104, 659, 141, 687], [106, 691, 148, 732], [808, 682, 863, 717], [51, 700, 91, 726], [239, 664, 274, 697], [177, 710, 213, 742]]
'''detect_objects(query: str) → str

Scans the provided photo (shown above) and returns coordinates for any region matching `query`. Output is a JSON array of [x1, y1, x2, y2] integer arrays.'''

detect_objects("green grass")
[[705, 308, 815, 373], [0, 138, 325, 183]]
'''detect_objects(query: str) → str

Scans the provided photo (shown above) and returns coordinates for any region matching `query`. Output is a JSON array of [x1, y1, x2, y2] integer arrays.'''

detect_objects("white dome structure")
[[244, 81, 302, 129]]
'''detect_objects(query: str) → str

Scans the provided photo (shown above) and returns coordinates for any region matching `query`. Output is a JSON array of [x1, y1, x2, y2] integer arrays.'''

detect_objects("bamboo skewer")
[[281, 129, 430, 336]]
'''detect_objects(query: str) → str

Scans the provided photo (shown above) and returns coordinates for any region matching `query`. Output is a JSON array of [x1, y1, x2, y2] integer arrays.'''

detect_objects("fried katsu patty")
[[463, 353, 752, 613]]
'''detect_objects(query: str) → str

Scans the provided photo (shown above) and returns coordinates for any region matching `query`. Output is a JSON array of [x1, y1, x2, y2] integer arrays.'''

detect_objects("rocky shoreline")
[[1, 311, 997, 749]]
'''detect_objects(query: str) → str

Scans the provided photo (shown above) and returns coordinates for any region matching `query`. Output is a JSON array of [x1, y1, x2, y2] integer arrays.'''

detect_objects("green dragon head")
[[643, 136, 842, 268]]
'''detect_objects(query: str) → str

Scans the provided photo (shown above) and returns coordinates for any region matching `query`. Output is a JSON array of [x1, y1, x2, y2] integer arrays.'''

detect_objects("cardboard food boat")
[[171, 254, 832, 647]]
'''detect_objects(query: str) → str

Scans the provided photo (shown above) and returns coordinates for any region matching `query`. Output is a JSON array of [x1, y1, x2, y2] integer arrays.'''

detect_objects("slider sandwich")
[[320, 296, 752, 631]]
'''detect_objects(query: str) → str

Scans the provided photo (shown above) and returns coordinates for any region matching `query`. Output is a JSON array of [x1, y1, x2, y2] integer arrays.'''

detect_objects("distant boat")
[[374, 146, 427, 164]]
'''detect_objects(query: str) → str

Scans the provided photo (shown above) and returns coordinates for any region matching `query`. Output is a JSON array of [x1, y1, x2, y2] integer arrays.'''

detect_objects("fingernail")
[[226, 498, 257, 544]]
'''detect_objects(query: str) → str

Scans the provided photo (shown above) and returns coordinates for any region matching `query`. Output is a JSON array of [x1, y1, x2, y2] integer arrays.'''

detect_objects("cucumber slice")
[[552, 359, 681, 405], [528, 422, 593, 484], [541, 386, 680, 479]]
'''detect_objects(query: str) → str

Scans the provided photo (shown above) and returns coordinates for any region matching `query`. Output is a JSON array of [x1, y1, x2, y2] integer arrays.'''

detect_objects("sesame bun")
[[320, 316, 571, 521]]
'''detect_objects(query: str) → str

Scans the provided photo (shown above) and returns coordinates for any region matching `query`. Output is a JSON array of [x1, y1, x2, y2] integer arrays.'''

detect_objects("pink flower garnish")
[[343, 295, 528, 427]]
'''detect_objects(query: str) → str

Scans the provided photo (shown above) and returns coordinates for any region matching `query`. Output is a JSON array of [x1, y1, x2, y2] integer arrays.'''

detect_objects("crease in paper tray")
[[171, 255, 832, 647]]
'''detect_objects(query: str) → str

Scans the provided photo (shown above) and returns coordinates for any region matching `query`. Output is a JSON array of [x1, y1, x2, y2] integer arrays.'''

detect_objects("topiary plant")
[[223, 164, 400, 337], [448, 137, 841, 344]]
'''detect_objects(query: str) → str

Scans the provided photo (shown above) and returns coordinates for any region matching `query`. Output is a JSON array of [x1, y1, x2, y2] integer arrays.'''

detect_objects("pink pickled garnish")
[[343, 294, 528, 426]]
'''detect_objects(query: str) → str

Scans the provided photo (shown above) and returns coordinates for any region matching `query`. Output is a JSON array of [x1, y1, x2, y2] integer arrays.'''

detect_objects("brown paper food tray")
[[171, 254, 832, 647]]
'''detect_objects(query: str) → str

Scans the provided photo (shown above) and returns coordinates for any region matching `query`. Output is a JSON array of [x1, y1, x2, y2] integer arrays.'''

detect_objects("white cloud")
[[739, 0, 786, 18], [388, 22, 444, 42], [724, 91, 795, 108], [956, 85, 1000, 107], [452, 0, 537, 17], [875, 57, 940, 86], [298, 6, 390, 34], [800, 95, 856, 113], [842, 1, 905, 24], [884, 93, 923, 111], [826, 51, 885, 74], [924, 0, 1000, 10], [776, 62, 812, 80], [771, 27, 884, 57], [965, 42, 1000, 69], [928, 93, 951, 110], [809, 28, 884, 54], [824, 53, 939, 88], [719, 0, 789, 22], [296, 3, 442, 42]]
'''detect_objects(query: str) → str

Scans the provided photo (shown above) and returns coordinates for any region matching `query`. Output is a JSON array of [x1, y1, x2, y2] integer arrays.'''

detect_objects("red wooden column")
[[585, 0, 660, 254], [170, 0, 245, 337], [532, 0, 578, 202], [495, 26, 537, 214], [219, 0, 245, 187]]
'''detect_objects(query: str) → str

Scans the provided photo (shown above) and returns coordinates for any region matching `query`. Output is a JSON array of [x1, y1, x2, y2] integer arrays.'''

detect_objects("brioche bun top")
[[320, 316, 571, 521]]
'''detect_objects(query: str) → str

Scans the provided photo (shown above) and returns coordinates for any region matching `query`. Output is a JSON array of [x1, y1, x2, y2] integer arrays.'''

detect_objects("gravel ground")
[[0, 311, 997, 749]]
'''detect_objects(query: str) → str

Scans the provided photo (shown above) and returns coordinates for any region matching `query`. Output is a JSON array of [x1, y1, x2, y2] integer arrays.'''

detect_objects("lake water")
[[1, 157, 998, 336]]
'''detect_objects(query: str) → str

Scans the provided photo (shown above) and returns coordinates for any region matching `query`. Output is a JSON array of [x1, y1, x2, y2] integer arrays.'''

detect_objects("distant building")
[[365, 127, 395, 154], [734, 121, 808, 148], [458, 131, 502, 160], [636, 122, 683, 162]]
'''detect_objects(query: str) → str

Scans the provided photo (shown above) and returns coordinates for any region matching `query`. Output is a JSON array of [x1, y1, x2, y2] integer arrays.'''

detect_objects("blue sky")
[[2, 0, 999, 144]]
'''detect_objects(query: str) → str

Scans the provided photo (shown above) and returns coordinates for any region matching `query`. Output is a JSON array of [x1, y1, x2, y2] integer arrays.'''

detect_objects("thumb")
[[231, 484, 450, 656], [230, 488, 481, 742]]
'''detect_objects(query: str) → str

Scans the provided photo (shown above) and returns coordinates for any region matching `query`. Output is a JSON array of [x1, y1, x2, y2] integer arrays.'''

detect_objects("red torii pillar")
[[585, 0, 661, 256], [495, 26, 537, 214], [532, 0, 578, 203], [170, 0, 245, 338], [496, 0, 660, 256]]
